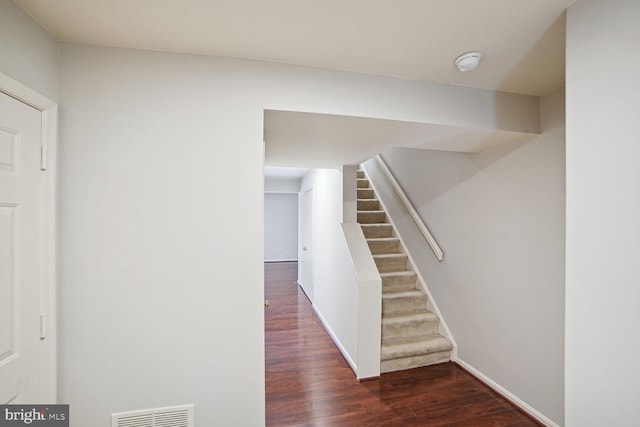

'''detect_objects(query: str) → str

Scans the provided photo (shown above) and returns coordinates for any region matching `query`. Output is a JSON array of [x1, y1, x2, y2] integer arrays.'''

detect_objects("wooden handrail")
[[375, 155, 444, 262]]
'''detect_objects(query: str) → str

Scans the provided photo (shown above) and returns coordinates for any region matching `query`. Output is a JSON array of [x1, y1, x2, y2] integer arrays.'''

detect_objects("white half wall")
[[374, 89, 566, 425], [566, 1, 640, 425], [264, 193, 298, 261], [0, 0, 59, 101], [298, 169, 358, 366]]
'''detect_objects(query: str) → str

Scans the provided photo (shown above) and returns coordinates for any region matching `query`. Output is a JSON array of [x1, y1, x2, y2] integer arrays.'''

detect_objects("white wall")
[[0, 0, 59, 101], [264, 193, 298, 261], [54, 39, 543, 426], [565, 1, 640, 425], [58, 45, 267, 426], [372, 89, 565, 425], [298, 168, 359, 367]]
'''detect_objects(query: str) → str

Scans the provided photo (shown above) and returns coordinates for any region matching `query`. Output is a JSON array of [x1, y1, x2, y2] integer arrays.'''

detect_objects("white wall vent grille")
[[112, 404, 193, 427]]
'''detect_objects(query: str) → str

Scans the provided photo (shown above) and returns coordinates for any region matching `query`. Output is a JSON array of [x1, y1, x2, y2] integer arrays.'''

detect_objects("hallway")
[[264, 262, 541, 426]]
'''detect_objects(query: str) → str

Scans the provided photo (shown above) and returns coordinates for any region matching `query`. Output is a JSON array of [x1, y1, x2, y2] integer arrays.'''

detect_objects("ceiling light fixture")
[[455, 51, 482, 72]]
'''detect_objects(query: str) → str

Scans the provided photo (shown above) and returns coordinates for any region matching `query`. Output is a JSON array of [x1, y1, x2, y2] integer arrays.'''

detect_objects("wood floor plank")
[[265, 262, 542, 427]]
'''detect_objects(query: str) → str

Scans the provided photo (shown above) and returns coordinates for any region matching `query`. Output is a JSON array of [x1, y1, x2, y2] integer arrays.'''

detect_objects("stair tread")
[[367, 237, 400, 242], [358, 210, 385, 214], [383, 334, 450, 347], [382, 311, 438, 323], [374, 253, 407, 259], [382, 290, 426, 299], [380, 271, 415, 277]]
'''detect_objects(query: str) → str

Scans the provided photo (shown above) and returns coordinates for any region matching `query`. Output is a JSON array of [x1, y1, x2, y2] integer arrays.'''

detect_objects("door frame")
[[298, 186, 314, 302], [0, 72, 58, 402]]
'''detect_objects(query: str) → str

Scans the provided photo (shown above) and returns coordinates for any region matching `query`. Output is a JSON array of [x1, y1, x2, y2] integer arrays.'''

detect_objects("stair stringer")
[[360, 164, 457, 360]]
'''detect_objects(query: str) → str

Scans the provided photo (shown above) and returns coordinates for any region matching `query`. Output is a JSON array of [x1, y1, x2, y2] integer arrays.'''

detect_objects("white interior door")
[[299, 187, 314, 302], [0, 91, 46, 403]]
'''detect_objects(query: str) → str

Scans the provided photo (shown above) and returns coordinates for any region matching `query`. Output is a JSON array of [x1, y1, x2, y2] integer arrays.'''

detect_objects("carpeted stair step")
[[367, 237, 401, 254], [357, 170, 365, 179], [381, 335, 452, 360], [381, 271, 418, 292], [357, 178, 369, 188], [380, 335, 453, 372], [381, 350, 452, 373], [361, 223, 394, 239], [382, 289, 428, 314], [374, 253, 408, 273], [357, 188, 375, 199], [357, 199, 380, 210], [382, 312, 440, 340], [358, 210, 386, 224]]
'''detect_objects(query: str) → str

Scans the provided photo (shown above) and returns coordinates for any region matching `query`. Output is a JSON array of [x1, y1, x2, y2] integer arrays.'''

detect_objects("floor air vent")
[[111, 404, 194, 427]]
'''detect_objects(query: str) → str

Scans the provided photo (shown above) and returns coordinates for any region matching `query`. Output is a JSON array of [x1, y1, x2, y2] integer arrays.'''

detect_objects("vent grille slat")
[[155, 410, 189, 427], [116, 414, 153, 427], [112, 405, 193, 427]]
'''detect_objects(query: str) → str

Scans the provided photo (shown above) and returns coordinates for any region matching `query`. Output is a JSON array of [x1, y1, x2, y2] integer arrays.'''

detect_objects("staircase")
[[357, 169, 452, 373]]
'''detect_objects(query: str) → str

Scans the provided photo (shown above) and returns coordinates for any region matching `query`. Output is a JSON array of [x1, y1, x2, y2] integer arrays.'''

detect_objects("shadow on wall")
[[381, 141, 525, 207], [383, 85, 565, 225], [492, 11, 566, 133], [496, 12, 566, 97]]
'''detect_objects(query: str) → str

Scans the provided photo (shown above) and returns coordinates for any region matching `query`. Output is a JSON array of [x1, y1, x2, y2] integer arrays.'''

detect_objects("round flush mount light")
[[455, 51, 482, 72]]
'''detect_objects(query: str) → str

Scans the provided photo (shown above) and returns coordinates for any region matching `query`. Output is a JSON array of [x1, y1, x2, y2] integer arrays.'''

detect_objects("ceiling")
[[16, 0, 571, 96], [14, 0, 572, 174]]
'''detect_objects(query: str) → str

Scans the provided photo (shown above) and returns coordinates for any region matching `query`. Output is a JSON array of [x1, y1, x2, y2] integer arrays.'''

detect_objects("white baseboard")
[[453, 357, 560, 427], [312, 305, 358, 376]]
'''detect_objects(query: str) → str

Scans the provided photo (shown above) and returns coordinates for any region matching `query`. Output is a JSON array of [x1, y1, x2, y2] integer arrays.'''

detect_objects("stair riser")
[[357, 189, 375, 199], [357, 200, 380, 210], [375, 256, 408, 273], [381, 338, 453, 360], [358, 211, 386, 224], [381, 352, 451, 373], [361, 225, 393, 238], [382, 296, 428, 315], [368, 240, 401, 254], [384, 283, 417, 293], [357, 179, 369, 188], [382, 275, 417, 292], [357, 170, 365, 179], [382, 319, 439, 340]]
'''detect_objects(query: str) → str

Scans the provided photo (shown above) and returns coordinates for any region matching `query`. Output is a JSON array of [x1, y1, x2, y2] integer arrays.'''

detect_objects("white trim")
[[264, 258, 298, 263], [374, 155, 443, 261], [0, 72, 58, 403], [312, 304, 358, 375], [453, 357, 560, 427], [0, 74, 56, 111]]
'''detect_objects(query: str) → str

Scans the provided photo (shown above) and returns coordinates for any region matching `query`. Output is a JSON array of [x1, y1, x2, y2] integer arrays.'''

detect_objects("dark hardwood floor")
[[265, 262, 541, 427]]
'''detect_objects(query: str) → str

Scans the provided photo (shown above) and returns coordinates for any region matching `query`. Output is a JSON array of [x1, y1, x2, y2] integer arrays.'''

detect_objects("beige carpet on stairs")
[[357, 168, 452, 373]]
